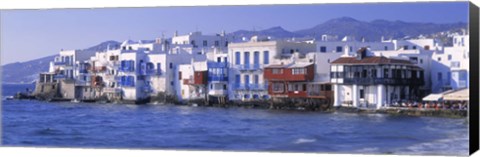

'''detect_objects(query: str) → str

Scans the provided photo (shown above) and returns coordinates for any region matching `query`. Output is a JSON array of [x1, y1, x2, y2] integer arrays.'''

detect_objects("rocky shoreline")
[[11, 92, 467, 119]]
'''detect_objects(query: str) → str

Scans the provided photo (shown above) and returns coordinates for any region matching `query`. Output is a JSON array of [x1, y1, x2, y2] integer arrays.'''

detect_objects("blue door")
[[254, 51, 260, 68], [244, 52, 250, 69], [235, 75, 240, 88]]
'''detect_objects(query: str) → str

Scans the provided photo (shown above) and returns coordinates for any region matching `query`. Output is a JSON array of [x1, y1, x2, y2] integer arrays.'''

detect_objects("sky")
[[0, 2, 469, 65]]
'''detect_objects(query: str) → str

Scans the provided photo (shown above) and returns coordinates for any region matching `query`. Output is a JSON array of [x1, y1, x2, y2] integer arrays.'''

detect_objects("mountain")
[[294, 17, 467, 41], [231, 26, 299, 39], [229, 17, 466, 42], [2, 40, 120, 84]]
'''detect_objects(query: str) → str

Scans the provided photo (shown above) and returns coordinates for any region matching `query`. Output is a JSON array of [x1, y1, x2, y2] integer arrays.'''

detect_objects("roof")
[[265, 63, 313, 69], [331, 56, 414, 65], [443, 88, 469, 101]]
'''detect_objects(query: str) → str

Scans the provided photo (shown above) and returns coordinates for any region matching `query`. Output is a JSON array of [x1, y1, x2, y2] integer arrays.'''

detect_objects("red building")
[[264, 63, 333, 103]]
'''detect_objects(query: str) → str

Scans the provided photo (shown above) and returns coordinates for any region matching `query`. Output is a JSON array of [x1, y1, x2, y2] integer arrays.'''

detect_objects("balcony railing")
[[208, 75, 228, 82], [234, 83, 267, 90], [342, 77, 424, 85], [207, 62, 228, 68], [237, 64, 263, 71], [53, 61, 72, 66], [248, 84, 268, 90]]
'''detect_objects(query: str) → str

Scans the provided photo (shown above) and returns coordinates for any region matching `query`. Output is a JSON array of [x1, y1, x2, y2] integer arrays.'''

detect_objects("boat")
[[4, 96, 14, 100], [71, 99, 80, 103]]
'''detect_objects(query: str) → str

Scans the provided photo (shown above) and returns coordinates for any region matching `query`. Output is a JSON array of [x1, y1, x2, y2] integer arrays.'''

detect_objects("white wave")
[[395, 134, 469, 156], [293, 138, 316, 144]]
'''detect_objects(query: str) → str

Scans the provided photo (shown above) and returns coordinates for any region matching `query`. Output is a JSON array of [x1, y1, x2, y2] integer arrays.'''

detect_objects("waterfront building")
[[330, 47, 425, 109], [227, 36, 316, 101], [176, 60, 208, 102], [263, 52, 342, 104], [205, 49, 229, 103], [430, 34, 469, 92], [316, 35, 395, 54]]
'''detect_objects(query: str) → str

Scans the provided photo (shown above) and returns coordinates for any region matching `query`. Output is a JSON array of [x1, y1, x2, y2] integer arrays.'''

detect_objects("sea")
[[1, 84, 469, 155]]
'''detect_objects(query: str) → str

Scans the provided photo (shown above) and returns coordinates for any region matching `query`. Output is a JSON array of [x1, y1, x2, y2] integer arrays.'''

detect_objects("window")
[[171, 81, 174, 86], [437, 57, 441, 61], [169, 63, 173, 69], [273, 83, 284, 92], [403, 45, 408, 50], [349, 46, 353, 52], [157, 63, 162, 75], [384, 69, 389, 78], [448, 55, 452, 60], [235, 52, 241, 65], [244, 52, 250, 65], [371, 69, 377, 78], [254, 75, 259, 84], [214, 41, 219, 46], [424, 45, 430, 50], [420, 59, 423, 64], [223, 84, 227, 90], [438, 72, 442, 81], [327, 59, 330, 63], [191, 40, 195, 46], [217, 57, 221, 63], [320, 46, 327, 52], [244, 75, 250, 85], [336, 46, 342, 52], [384, 46, 388, 50], [178, 72, 182, 80], [325, 85, 332, 91], [412, 46, 417, 50], [451, 61, 460, 68], [263, 51, 269, 64], [359, 89, 364, 99], [253, 51, 260, 65], [235, 75, 240, 87], [272, 68, 283, 74], [292, 68, 306, 75], [203, 40, 207, 46]]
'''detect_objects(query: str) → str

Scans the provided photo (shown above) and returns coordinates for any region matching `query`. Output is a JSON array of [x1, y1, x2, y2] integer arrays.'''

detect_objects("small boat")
[[192, 103, 198, 107], [71, 99, 80, 103], [4, 96, 14, 100]]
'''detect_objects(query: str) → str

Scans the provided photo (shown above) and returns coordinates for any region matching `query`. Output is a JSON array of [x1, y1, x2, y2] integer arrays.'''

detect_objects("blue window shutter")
[[235, 52, 240, 65], [264, 51, 269, 64]]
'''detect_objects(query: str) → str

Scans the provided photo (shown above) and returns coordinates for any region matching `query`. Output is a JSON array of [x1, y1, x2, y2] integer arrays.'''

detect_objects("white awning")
[[422, 94, 444, 101], [422, 90, 456, 102], [443, 88, 469, 101]]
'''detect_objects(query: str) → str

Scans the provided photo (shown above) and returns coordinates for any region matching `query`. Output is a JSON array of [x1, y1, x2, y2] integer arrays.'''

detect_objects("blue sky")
[[0, 2, 469, 65]]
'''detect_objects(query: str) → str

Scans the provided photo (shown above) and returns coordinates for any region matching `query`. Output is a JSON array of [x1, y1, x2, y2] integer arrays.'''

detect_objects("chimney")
[[174, 30, 178, 37], [356, 47, 367, 60]]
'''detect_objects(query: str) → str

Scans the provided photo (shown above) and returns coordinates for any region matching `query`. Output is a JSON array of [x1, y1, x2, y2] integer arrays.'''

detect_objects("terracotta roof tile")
[[330, 56, 413, 65]]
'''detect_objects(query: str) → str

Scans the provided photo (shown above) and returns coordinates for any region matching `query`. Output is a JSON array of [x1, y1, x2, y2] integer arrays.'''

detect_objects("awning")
[[443, 88, 469, 101], [422, 90, 454, 101], [422, 94, 444, 101]]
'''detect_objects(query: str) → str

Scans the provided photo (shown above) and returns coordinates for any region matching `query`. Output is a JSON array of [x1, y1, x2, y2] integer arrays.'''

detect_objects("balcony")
[[208, 89, 228, 96], [103, 88, 122, 93], [207, 62, 228, 68], [237, 64, 262, 71], [234, 84, 248, 90], [89, 66, 107, 73], [248, 84, 268, 91], [208, 75, 228, 82], [342, 77, 424, 85], [53, 61, 72, 66]]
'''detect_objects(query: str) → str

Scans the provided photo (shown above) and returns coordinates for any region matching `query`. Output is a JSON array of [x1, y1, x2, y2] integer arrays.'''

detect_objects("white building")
[[316, 35, 395, 54], [228, 36, 316, 101], [331, 48, 425, 109]]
